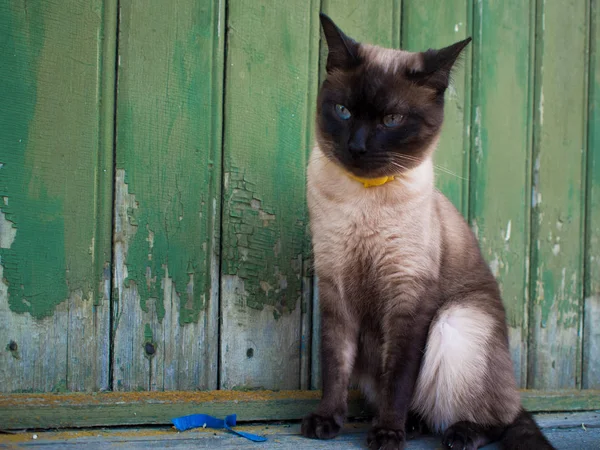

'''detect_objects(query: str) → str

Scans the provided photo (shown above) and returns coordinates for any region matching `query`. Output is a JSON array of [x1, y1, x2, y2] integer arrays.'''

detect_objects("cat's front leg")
[[301, 280, 358, 440], [367, 303, 431, 450]]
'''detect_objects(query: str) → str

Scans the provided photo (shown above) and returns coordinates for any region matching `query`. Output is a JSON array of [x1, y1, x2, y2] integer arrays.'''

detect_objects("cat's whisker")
[[392, 155, 469, 181]]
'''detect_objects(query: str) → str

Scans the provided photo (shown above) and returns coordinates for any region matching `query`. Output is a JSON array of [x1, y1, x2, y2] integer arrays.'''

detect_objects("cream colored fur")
[[307, 145, 440, 290], [411, 304, 495, 431]]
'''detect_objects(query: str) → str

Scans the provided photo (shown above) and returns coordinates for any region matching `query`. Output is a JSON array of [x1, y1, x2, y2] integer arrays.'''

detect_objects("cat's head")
[[316, 14, 471, 178]]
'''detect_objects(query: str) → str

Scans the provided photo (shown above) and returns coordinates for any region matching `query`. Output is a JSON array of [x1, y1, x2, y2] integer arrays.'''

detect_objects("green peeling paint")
[[0, 1, 110, 318], [143, 324, 153, 343], [222, 168, 304, 313], [528, 0, 587, 389], [116, 1, 222, 325], [467, 0, 533, 386]]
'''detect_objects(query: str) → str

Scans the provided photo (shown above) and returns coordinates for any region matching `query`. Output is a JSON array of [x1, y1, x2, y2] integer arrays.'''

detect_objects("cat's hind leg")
[[410, 300, 522, 448]]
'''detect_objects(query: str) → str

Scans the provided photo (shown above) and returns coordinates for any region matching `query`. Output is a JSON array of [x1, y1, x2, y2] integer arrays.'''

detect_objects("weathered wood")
[[219, 0, 320, 390], [310, 278, 321, 390], [5, 416, 600, 450], [0, 0, 114, 392], [0, 390, 599, 430], [402, 0, 471, 214], [528, 0, 588, 389], [469, 0, 533, 387], [112, 0, 224, 391], [584, 0, 600, 390]]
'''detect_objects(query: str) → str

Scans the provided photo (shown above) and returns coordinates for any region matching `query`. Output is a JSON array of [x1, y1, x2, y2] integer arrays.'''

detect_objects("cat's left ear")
[[408, 38, 472, 93]]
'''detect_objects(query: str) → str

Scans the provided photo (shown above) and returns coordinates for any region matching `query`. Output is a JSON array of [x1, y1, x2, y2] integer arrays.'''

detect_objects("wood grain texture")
[[528, 0, 588, 389], [319, 0, 402, 81], [0, 0, 114, 392], [322, 0, 401, 47], [1, 390, 599, 430], [584, 0, 600, 389], [469, 0, 533, 387], [112, 0, 224, 391], [401, 0, 471, 214], [219, 0, 319, 390], [6, 416, 600, 449]]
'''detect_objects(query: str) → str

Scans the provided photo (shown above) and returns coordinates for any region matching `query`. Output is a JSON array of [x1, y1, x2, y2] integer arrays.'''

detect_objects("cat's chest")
[[310, 199, 429, 277]]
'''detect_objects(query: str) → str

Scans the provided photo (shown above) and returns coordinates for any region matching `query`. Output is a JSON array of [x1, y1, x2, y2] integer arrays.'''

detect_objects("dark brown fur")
[[301, 14, 555, 450]]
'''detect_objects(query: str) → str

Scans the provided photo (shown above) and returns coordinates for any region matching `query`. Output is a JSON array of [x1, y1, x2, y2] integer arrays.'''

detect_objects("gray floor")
[[1, 412, 599, 449]]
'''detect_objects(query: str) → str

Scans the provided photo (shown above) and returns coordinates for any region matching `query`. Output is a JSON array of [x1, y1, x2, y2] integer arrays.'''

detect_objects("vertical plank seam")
[[107, 0, 120, 392], [581, 0, 595, 389], [98, 0, 119, 392], [216, 0, 231, 391], [521, 0, 537, 389], [463, 0, 474, 220], [467, 0, 479, 227], [310, 0, 330, 391], [526, 0, 542, 390], [209, 0, 226, 391], [299, 0, 320, 391], [392, 0, 401, 48], [399, 0, 405, 48]]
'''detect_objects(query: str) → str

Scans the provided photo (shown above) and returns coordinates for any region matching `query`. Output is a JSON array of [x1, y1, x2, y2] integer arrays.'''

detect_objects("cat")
[[301, 14, 555, 450]]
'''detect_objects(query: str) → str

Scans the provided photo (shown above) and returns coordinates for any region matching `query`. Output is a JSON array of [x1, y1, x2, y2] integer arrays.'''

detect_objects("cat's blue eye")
[[383, 114, 404, 128], [335, 104, 351, 120]]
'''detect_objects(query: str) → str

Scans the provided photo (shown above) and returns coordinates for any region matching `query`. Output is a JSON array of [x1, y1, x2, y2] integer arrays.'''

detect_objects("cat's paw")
[[300, 412, 342, 440], [367, 426, 406, 450], [442, 423, 480, 450]]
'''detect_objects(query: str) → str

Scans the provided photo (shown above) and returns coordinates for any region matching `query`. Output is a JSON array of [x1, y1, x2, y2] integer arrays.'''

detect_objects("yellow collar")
[[346, 172, 395, 188]]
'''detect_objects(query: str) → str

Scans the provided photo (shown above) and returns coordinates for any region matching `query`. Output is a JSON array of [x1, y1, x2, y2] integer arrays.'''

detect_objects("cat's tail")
[[500, 409, 555, 449]]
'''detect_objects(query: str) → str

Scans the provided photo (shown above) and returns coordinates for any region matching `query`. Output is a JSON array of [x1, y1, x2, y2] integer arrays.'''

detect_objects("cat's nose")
[[348, 141, 367, 156], [348, 127, 368, 156]]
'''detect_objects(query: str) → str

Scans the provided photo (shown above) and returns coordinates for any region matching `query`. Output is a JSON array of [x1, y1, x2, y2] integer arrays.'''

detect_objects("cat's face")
[[316, 15, 471, 178]]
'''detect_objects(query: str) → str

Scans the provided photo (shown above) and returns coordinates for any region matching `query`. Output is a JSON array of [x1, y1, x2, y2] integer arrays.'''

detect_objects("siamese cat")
[[301, 14, 555, 450]]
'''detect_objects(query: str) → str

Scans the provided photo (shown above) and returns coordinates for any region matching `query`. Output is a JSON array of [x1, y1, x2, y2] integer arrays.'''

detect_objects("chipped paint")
[[471, 219, 479, 240], [527, 0, 588, 389], [110, 0, 224, 391], [0, 1, 111, 320], [466, 0, 536, 385], [222, 168, 303, 312], [474, 105, 483, 165], [540, 91, 544, 125], [489, 256, 500, 277], [0, 210, 16, 249]]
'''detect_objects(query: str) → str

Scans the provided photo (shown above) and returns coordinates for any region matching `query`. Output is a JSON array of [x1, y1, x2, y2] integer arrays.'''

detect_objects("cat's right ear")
[[320, 14, 360, 72]]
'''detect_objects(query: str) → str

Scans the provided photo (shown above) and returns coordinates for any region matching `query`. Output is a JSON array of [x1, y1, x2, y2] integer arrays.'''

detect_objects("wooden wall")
[[1, 0, 598, 399]]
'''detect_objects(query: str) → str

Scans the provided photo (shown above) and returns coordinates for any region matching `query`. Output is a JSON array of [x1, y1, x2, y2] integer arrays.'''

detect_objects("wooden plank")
[[219, 0, 319, 390], [1, 390, 599, 430], [468, 0, 533, 387], [310, 278, 321, 390], [321, 0, 401, 50], [318, 0, 403, 86], [0, 0, 114, 392], [5, 417, 600, 450], [308, 0, 403, 391], [112, 0, 224, 391], [402, 0, 471, 214], [584, 0, 600, 390], [528, 0, 588, 389]]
